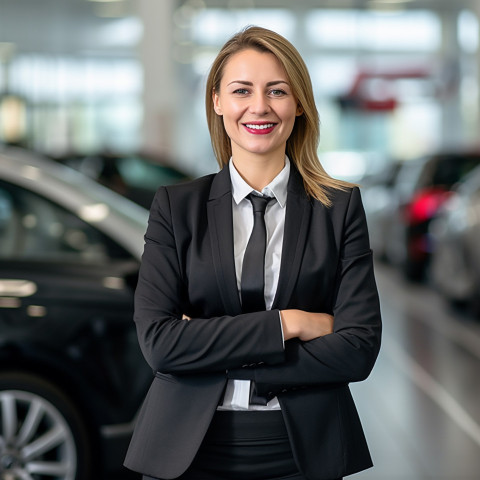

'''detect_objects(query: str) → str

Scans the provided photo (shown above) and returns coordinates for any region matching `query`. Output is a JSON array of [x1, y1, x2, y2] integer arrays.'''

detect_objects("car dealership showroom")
[[1, 0, 480, 479]]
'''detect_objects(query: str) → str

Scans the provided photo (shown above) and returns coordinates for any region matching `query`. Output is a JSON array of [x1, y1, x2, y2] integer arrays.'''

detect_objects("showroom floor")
[[350, 262, 480, 480]]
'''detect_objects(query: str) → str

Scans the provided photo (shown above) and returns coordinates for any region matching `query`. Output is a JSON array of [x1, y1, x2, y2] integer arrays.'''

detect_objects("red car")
[[382, 151, 480, 280]]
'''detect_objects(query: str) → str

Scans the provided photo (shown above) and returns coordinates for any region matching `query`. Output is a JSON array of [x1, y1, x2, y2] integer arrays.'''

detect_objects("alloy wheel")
[[0, 389, 77, 479]]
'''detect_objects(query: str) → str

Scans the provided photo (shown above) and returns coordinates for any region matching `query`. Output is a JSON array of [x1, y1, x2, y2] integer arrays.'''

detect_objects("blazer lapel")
[[272, 167, 312, 310], [207, 167, 243, 315]]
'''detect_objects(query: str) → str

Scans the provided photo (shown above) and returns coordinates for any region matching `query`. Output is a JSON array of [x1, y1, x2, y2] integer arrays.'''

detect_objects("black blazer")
[[124, 165, 382, 480]]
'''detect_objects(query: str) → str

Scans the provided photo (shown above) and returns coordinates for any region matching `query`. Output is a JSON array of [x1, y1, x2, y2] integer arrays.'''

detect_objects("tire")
[[402, 256, 424, 281], [0, 371, 94, 480]]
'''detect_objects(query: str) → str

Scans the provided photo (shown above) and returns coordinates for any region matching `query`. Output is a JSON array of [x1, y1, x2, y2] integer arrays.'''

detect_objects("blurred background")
[[1, 0, 480, 479]]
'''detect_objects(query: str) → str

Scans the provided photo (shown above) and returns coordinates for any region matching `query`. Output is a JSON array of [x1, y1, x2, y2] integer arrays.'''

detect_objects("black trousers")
[[143, 410, 343, 480]]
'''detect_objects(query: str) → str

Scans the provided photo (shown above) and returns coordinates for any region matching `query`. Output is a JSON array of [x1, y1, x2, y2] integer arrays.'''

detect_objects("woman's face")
[[213, 48, 301, 162]]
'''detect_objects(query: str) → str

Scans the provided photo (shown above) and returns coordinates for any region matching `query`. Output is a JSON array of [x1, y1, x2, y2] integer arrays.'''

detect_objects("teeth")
[[245, 123, 274, 130]]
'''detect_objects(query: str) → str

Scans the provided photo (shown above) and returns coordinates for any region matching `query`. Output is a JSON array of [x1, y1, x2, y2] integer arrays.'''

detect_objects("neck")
[[232, 153, 285, 191]]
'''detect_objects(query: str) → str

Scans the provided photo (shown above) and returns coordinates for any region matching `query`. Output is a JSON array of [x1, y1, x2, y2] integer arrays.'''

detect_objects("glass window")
[[306, 10, 359, 49], [458, 10, 479, 53], [306, 9, 440, 51], [191, 8, 295, 46], [6, 55, 142, 153], [309, 55, 358, 96], [0, 181, 130, 262]]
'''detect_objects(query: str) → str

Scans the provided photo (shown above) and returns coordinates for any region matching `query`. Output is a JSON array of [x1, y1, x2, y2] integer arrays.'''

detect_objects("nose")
[[249, 93, 270, 115]]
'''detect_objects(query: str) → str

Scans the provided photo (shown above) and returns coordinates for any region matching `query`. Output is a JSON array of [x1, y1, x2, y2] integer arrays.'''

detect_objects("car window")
[[418, 155, 480, 189], [431, 155, 480, 187], [0, 181, 130, 261], [117, 156, 187, 190]]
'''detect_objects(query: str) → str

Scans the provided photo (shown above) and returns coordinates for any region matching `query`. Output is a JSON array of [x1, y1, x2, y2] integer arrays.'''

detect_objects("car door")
[[0, 178, 149, 414]]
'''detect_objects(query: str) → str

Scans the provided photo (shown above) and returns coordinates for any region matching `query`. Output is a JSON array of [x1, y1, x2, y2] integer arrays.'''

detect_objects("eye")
[[232, 88, 249, 95], [269, 89, 287, 97]]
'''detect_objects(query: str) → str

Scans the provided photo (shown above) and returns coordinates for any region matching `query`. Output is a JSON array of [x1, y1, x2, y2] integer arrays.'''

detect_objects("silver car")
[[430, 164, 480, 315]]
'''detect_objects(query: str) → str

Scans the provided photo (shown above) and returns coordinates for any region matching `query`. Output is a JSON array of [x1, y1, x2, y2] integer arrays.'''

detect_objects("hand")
[[182, 314, 191, 321], [280, 309, 334, 341]]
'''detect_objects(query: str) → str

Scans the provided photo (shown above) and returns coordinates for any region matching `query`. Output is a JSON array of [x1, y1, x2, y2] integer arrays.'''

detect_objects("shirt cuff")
[[278, 311, 285, 348]]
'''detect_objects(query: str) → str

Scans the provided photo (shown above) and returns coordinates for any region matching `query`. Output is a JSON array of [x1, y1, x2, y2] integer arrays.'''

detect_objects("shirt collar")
[[229, 157, 290, 208]]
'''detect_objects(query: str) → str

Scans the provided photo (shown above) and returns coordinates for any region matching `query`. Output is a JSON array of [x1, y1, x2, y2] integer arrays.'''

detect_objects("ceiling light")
[[88, 0, 125, 3], [368, 0, 415, 3], [367, 0, 414, 12]]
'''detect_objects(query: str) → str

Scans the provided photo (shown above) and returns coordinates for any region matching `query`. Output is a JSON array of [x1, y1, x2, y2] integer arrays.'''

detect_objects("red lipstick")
[[243, 122, 276, 135]]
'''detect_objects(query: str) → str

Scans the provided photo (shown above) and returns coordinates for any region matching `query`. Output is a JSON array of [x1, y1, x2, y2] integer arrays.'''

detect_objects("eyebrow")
[[227, 80, 289, 87]]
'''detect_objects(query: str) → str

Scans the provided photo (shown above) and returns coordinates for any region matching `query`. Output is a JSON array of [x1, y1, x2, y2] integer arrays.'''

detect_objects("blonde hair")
[[205, 26, 352, 206]]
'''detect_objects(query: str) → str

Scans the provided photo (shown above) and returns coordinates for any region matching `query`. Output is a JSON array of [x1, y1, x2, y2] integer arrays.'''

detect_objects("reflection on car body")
[[0, 147, 152, 479], [362, 160, 403, 260], [430, 165, 480, 315]]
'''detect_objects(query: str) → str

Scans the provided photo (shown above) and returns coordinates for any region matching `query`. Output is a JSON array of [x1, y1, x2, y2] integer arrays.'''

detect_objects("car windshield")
[[427, 154, 480, 188], [117, 156, 187, 190], [1, 148, 149, 233]]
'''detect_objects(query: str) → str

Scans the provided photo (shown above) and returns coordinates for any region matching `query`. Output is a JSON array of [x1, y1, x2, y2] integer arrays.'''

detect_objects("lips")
[[243, 122, 277, 134]]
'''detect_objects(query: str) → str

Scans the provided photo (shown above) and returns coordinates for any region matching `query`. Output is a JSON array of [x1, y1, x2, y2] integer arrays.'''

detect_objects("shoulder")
[[334, 185, 362, 209], [153, 172, 218, 207], [164, 172, 217, 196], [312, 186, 367, 236], [314, 185, 362, 211]]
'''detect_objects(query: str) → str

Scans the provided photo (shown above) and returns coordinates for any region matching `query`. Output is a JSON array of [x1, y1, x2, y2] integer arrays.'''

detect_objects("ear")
[[213, 89, 222, 116], [296, 103, 304, 116]]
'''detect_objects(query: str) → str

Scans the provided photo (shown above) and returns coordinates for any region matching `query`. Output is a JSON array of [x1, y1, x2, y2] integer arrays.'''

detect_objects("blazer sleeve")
[[231, 187, 382, 395], [134, 186, 285, 375]]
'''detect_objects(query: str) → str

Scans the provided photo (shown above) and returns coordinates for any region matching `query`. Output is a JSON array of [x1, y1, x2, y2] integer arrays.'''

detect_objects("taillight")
[[404, 187, 453, 225]]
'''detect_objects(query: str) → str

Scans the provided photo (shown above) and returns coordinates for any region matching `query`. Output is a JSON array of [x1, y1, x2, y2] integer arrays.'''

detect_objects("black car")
[[0, 147, 152, 479], [55, 152, 191, 209]]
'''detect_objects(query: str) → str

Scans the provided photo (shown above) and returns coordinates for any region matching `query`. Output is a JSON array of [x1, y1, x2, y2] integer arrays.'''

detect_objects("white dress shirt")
[[218, 157, 290, 411]]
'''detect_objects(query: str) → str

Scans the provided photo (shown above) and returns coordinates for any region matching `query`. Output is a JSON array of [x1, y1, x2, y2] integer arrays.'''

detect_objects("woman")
[[125, 26, 381, 480]]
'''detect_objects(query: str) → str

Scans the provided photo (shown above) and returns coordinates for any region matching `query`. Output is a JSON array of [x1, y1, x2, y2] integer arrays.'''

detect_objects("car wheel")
[[0, 372, 94, 480], [430, 241, 475, 304], [402, 257, 424, 281]]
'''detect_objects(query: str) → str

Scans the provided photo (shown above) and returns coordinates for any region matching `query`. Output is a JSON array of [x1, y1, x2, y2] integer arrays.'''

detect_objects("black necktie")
[[241, 193, 275, 313]]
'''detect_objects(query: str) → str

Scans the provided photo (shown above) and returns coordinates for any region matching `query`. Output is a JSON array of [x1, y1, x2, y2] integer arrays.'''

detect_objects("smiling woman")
[[212, 49, 302, 188], [205, 26, 352, 206], [124, 26, 381, 480]]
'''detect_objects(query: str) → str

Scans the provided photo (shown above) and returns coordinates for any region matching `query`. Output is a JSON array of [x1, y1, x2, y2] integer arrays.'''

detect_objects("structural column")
[[137, 0, 178, 158], [438, 8, 464, 149]]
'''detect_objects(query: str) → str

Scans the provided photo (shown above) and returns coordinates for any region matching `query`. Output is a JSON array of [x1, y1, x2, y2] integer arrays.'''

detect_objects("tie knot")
[[247, 193, 275, 214]]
